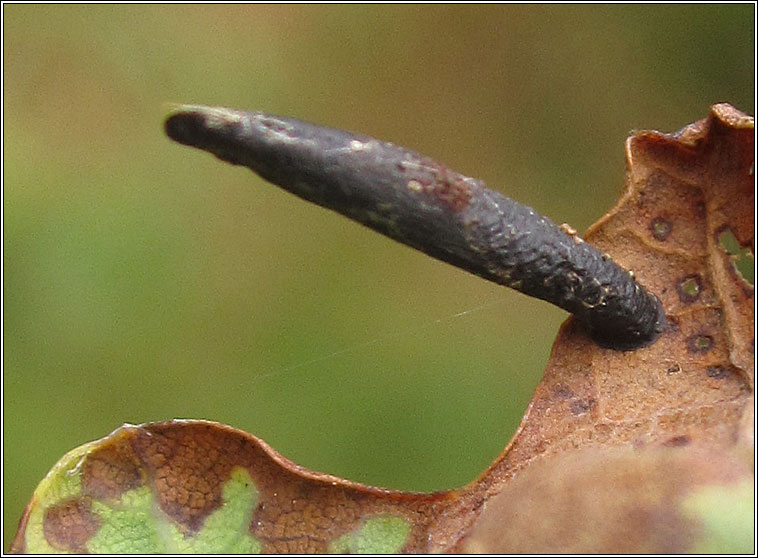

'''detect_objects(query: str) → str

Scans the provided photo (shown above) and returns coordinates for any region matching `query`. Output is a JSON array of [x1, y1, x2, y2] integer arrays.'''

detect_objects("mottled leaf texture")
[[11, 105, 754, 554], [10, 421, 463, 554]]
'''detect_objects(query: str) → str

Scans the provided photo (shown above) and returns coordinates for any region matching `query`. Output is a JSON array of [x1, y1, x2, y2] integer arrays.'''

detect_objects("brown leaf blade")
[[457, 104, 754, 552], [617, 103, 754, 387], [458, 446, 754, 554]]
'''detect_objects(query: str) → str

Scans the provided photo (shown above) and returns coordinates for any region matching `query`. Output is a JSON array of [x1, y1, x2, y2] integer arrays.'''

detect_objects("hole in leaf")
[[650, 217, 673, 241], [676, 275, 702, 303], [717, 228, 754, 287], [706, 366, 729, 380], [570, 399, 595, 416], [687, 334, 714, 354]]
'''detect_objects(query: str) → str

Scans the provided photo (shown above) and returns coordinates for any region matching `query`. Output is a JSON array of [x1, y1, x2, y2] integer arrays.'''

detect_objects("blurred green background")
[[3, 5, 754, 546]]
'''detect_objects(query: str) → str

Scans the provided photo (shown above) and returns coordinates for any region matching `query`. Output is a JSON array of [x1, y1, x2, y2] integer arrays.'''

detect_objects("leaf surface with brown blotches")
[[11, 421, 474, 554], [11, 105, 754, 554], [457, 103, 754, 552]]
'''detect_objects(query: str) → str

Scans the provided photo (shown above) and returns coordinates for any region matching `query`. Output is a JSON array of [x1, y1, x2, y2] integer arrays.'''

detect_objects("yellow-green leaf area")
[[88, 466, 261, 554], [156, 466, 261, 554], [88, 486, 159, 554], [23, 440, 95, 553], [330, 516, 411, 554], [681, 479, 755, 554]]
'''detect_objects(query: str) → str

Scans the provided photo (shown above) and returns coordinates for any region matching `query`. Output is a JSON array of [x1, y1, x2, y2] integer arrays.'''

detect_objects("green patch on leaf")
[[88, 486, 159, 554], [681, 479, 755, 554], [24, 446, 261, 555], [330, 516, 411, 554], [89, 466, 261, 554], [151, 466, 261, 554]]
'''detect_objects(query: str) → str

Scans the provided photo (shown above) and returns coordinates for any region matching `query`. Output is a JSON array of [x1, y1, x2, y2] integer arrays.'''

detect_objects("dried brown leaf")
[[455, 103, 754, 552], [458, 445, 753, 554]]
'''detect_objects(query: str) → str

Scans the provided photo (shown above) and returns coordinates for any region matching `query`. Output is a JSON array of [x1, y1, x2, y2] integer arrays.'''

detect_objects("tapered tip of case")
[[164, 105, 242, 147]]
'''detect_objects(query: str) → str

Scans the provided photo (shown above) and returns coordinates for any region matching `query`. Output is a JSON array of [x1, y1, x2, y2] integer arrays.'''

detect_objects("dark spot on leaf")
[[650, 217, 673, 241], [686, 334, 714, 354], [706, 366, 729, 379], [570, 399, 595, 416], [662, 435, 691, 447], [695, 200, 706, 218], [553, 384, 574, 399], [676, 275, 702, 303]]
